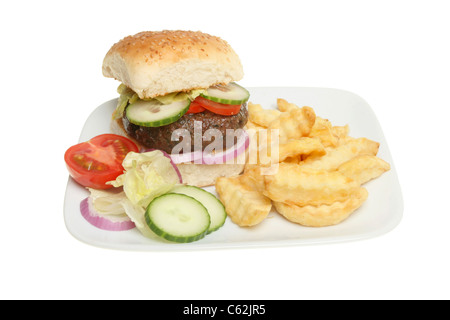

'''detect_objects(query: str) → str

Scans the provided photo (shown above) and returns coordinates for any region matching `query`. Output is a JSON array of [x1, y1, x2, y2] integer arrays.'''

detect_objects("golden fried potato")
[[215, 97, 390, 230], [260, 137, 326, 164], [332, 125, 349, 139], [245, 119, 266, 132], [248, 102, 281, 127], [263, 163, 360, 206], [279, 138, 325, 162], [246, 128, 280, 166], [268, 106, 316, 142], [242, 165, 266, 193], [309, 117, 339, 148], [273, 187, 368, 227], [277, 98, 299, 112], [301, 137, 380, 171], [337, 155, 390, 185], [282, 156, 302, 164], [216, 175, 272, 227]]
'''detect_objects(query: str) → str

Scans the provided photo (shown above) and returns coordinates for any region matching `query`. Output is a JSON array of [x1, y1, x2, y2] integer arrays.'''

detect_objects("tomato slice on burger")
[[186, 101, 206, 114], [190, 96, 242, 116], [64, 134, 139, 189]]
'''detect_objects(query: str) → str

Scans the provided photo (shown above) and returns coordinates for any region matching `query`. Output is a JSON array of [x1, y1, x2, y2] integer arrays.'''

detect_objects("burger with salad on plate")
[[103, 30, 250, 187]]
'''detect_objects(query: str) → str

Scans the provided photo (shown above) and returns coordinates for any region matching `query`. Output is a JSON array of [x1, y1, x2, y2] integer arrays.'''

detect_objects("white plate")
[[63, 87, 403, 251]]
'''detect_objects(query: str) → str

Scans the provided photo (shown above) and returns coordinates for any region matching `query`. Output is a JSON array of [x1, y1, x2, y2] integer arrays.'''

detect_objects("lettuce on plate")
[[87, 187, 128, 216], [107, 151, 180, 208], [86, 150, 181, 238]]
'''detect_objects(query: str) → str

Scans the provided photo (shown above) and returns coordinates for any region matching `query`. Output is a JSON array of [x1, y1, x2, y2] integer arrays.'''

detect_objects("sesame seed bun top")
[[102, 30, 244, 99]]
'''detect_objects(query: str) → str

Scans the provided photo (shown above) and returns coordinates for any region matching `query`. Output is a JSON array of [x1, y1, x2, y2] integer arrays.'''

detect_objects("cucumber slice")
[[170, 185, 227, 233], [145, 193, 210, 243], [126, 98, 190, 127], [201, 82, 250, 105]]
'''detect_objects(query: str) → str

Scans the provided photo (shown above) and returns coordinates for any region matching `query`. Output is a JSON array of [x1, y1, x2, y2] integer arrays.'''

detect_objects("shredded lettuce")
[[87, 188, 128, 216], [113, 85, 138, 120], [87, 188, 158, 237], [119, 198, 161, 240], [107, 151, 180, 208], [153, 89, 206, 105]]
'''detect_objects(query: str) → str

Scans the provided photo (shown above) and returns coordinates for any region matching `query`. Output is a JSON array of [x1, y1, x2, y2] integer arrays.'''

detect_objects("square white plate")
[[63, 87, 403, 251]]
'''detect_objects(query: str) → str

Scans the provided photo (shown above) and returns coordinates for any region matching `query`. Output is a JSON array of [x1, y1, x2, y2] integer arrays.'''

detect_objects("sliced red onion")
[[169, 130, 250, 165], [80, 197, 136, 231]]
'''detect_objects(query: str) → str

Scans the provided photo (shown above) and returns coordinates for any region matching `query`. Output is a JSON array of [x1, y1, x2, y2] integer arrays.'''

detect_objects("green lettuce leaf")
[[107, 151, 180, 208], [87, 187, 128, 216]]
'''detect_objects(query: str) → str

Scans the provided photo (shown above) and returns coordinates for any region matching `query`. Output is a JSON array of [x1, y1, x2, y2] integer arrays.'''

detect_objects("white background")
[[1, 0, 449, 300]]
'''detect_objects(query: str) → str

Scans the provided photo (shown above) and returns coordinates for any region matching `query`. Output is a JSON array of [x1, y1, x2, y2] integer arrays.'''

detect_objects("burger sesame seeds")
[[109, 30, 239, 66]]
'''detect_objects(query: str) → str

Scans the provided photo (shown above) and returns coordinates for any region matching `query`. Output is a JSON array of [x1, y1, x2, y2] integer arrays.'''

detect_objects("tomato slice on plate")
[[190, 96, 242, 116], [64, 134, 139, 189]]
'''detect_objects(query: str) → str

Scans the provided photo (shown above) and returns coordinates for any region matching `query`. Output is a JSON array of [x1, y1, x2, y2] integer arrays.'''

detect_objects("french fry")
[[309, 117, 339, 148], [248, 102, 281, 127], [273, 187, 368, 227], [260, 137, 325, 164], [241, 165, 266, 193], [277, 98, 299, 112], [263, 163, 360, 207], [245, 119, 266, 132], [282, 155, 302, 164], [278, 138, 325, 162], [216, 175, 272, 227], [337, 155, 390, 185], [268, 106, 316, 142], [300, 137, 380, 171], [332, 125, 349, 139], [332, 125, 350, 146]]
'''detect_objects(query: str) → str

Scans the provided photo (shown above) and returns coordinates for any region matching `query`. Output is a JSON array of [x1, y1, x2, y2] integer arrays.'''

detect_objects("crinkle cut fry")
[[273, 187, 369, 227], [215, 175, 272, 227], [263, 163, 361, 207]]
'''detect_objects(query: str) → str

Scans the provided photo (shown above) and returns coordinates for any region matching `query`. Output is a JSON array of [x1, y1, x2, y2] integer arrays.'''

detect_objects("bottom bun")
[[176, 152, 246, 187], [110, 118, 245, 187]]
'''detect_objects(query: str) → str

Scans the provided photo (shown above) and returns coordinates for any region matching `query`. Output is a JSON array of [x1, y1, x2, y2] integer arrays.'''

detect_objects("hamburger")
[[102, 30, 250, 187]]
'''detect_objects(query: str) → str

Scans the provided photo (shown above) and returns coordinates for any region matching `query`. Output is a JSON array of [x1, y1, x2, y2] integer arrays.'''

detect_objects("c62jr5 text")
[[226, 305, 265, 317]]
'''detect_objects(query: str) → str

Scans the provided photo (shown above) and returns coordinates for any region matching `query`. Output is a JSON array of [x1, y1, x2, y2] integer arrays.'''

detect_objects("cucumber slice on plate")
[[145, 193, 210, 243], [126, 98, 190, 127], [170, 185, 227, 233], [201, 82, 250, 105]]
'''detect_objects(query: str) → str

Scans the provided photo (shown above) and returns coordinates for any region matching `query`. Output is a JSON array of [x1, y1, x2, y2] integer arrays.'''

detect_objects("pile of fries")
[[215, 98, 390, 227]]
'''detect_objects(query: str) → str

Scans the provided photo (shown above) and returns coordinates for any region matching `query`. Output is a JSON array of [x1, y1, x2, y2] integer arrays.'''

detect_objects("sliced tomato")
[[64, 134, 139, 189], [186, 101, 206, 114], [190, 96, 242, 116]]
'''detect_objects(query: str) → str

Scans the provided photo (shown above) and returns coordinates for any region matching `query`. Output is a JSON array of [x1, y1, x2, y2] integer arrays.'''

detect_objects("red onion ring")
[[80, 197, 136, 231], [169, 130, 250, 165]]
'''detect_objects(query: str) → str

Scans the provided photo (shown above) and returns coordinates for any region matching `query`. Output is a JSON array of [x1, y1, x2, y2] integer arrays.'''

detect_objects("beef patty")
[[122, 104, 248, 154]]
